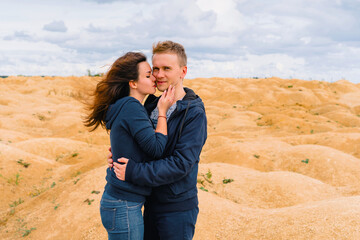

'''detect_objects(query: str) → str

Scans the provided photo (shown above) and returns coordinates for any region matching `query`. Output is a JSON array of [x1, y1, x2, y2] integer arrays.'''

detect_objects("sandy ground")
[[1, 76, 360, 239]]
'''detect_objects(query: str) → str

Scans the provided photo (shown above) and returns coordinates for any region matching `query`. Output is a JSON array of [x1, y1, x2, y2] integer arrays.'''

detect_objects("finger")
[[168, 85, 174, 95], [118, 158, 129, 164], [115, 171, 121, 179]]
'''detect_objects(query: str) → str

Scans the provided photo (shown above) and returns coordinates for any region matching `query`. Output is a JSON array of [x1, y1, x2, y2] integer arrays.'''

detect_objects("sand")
[[1, 76, 360, 239]]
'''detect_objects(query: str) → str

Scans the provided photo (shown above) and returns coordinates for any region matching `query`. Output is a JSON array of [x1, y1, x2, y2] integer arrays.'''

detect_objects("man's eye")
[[146, 75, 150, 78]]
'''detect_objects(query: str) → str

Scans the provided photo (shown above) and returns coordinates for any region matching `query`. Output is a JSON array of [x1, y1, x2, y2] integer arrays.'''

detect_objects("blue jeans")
[[100, 191, 144, 240], [144, 207, 199, 240]]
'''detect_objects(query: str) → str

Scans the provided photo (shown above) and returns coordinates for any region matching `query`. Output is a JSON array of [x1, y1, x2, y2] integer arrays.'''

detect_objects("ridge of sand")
[[1, 76, 360, 239]]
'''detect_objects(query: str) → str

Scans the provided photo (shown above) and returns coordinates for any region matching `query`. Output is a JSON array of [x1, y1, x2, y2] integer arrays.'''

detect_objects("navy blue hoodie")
[[125, 88, 207, 212], [104, 96, 167, 202]]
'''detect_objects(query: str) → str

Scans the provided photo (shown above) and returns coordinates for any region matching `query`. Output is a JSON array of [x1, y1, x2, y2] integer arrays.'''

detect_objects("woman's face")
[[135, 61, 157, 95]]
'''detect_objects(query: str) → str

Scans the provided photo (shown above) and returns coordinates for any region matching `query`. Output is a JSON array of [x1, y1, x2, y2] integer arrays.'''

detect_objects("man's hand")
[[107, 147, 113, 168], [113, 158, 129, 181]]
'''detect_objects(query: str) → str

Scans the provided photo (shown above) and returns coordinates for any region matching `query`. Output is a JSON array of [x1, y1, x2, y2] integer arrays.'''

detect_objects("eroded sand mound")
[[1, 76, 360, 239]]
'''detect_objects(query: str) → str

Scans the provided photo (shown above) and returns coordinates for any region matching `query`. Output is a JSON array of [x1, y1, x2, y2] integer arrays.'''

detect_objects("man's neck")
[[174, 85, 186, 101]]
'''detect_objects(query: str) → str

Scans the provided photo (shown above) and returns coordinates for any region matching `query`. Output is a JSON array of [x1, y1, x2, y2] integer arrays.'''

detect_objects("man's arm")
[[121, 109, 207, 187]]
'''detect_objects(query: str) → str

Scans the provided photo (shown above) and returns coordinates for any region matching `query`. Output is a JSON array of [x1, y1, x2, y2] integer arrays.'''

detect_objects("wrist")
[[158, 109, 167, 116]]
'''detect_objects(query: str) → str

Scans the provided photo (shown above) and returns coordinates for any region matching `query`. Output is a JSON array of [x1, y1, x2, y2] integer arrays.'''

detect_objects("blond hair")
[[152, 40, 187, 67]]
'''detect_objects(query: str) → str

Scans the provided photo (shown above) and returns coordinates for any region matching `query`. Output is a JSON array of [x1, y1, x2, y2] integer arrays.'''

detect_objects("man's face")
[[152, 53, 186, 92]]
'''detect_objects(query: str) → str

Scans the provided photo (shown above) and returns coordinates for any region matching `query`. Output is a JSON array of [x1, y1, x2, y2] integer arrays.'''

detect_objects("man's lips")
[[157, 81, 166, 84]]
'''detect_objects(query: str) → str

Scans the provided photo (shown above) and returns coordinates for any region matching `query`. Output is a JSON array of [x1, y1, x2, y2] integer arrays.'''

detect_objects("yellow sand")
[[1, 76, 360, 239]]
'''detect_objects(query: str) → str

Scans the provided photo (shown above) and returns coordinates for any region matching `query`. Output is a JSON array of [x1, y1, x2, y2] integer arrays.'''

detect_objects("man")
[[108, 40, 207, 239]]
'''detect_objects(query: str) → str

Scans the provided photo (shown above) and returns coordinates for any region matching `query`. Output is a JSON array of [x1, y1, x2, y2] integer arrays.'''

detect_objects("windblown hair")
[[84, 52, 147, 131], [152, 40, 187, 67]]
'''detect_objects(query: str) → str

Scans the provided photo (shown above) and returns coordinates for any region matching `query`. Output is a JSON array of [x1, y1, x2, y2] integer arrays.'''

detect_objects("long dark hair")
[[84, 52, 147, 131]]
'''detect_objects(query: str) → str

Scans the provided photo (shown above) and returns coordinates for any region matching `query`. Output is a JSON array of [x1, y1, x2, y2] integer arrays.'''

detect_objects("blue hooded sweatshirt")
[[125, 88, 207, 212], [104, 96, 167, 202]]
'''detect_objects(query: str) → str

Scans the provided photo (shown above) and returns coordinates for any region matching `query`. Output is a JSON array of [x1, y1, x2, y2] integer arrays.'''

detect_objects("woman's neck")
[[129, 92, 145, 103]]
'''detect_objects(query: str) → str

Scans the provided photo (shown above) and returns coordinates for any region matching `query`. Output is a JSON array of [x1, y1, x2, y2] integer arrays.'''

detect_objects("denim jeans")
[[144, 207, 199, 240], [100, 191, 144, 240]]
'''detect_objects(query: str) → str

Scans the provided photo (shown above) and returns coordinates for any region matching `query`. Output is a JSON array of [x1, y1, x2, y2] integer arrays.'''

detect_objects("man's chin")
[[156, 86, 167, 92]]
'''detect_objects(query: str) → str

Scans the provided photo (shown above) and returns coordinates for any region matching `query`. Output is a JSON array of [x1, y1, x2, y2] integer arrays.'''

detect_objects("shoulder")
[[110, 97, 145, 116], [121, 97, 143, 109]]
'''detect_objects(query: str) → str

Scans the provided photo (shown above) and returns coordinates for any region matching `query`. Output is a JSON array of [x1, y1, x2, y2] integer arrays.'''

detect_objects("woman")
[[84, 52, 175, 240]]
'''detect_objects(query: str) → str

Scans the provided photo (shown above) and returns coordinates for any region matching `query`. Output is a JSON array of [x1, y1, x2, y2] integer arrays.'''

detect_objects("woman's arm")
[[120, 86, 174, 159], [154, 85, 175, 136]]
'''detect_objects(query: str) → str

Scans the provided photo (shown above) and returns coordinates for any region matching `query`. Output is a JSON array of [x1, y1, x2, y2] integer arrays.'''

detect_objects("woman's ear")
[[129, 80, 137, 89]]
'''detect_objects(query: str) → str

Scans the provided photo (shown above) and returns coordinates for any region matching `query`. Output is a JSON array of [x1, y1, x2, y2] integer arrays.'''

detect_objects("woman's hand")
[[107, 147, 113, 168], [157, 85, 175, 116]]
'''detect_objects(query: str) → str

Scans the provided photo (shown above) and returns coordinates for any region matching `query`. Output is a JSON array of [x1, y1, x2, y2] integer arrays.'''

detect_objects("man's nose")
[[156, 69, 164, 78]]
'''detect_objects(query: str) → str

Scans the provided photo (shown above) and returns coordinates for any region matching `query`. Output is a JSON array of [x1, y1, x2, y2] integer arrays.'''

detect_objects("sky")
[[0, 0, 360, 82]]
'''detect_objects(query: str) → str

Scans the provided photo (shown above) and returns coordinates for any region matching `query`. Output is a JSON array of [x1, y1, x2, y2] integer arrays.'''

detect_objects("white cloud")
[[0, 0, 359, 83], [43, 20, 68, 32], [187, 53, 306, 79]]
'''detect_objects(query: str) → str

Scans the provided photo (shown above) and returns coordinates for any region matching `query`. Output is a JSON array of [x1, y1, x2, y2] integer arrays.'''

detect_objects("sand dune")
[[1, 76, 360, 239]]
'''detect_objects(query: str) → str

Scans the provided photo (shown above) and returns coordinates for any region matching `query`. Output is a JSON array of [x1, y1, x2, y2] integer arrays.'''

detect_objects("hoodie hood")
[[176, 87, 205, 112], [105, 96, 133, 130]]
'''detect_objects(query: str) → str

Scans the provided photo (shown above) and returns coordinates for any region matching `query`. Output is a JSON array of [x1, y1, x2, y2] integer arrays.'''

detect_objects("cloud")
[[1, 0, 359, 82], [3, 31, 35, 41], [43, 20, 68, 32], [85, 23, 108, 33], [84, 0, 151, 3]]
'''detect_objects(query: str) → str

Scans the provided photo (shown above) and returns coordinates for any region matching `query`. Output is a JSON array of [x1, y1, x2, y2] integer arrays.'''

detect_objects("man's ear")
[[180, 66, 187, 80], [129, 80, 137, 89]]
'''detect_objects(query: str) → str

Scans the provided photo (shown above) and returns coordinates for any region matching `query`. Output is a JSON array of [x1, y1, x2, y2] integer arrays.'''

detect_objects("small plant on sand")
[[197, 179, 204, 185], [253, 154, 260, 159], [29, 186, 48, 197], [71, 152, 79, 157], [16, 218, 36, 237], [51, 182, 56, 188], [72, 171, 82, 177], [37, 114, 45, 121], [73, 178, 80, 184], [205, 169, 212, 180], [9, 198, 24, 208], [223, 178, 234, 184], [84, 199, 94, 205], [301, 159, 309, 164], [55, 154, 64, 161], [199, 187, 208, 192], [17, 159, 30, 168], [91, 190, 100, 194], [54, 204, 60, 210], [8, 172, 21, 185], [310, 129, 314, 134]]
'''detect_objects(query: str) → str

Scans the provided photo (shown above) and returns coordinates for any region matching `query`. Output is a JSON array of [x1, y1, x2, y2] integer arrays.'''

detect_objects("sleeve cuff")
[[125, 159, 136, 182]]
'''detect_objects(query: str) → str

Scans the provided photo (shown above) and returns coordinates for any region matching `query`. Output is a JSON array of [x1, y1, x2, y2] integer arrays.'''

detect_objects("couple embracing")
[[85, 41, 207, 240]]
